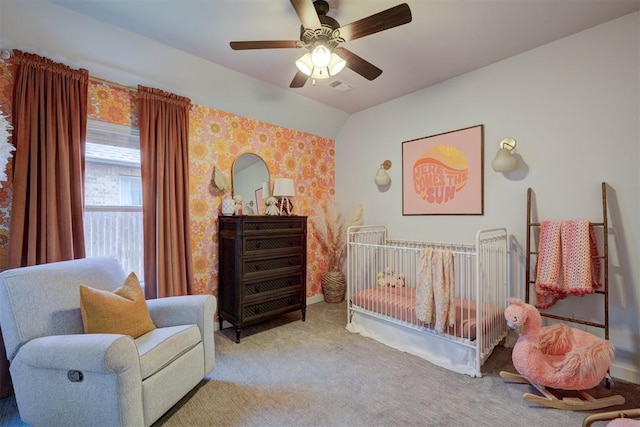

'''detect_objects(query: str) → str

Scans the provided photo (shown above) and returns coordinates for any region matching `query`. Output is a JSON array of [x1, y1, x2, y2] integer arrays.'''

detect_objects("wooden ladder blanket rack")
[[500, 182, 625, 411], [525, 181, 610, 339]]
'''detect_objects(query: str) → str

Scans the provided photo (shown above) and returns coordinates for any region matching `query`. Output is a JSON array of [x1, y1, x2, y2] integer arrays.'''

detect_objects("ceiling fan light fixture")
[[296, 52, 345, 80], [310, 44, 332, 68], [295, 53, 314, 76], [328, 53, 346, 76]]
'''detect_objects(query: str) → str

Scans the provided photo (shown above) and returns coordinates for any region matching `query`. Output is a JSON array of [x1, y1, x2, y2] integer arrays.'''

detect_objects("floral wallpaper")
[[0, 61, 334, 298], [0, 62, 13, 268]]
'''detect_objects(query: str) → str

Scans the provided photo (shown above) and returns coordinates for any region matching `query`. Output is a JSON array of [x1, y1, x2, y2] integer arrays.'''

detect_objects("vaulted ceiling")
[[51, 0, 640, 114]]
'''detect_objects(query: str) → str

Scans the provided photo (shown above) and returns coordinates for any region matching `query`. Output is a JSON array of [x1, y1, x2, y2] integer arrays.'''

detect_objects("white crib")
[[346, 225, 509, 377]]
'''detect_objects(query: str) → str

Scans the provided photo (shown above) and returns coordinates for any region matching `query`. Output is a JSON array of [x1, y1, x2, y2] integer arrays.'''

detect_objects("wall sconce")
[[273, 177, 296, 215], [374, 160, 392, 187], [491, 137, 517, 172]]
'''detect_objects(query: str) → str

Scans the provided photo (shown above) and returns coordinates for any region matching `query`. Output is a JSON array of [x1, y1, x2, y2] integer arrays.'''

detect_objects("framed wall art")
[[402, 124, 484, 215]]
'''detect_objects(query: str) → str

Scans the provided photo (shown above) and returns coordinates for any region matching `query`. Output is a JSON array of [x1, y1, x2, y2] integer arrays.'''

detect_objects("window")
[[120, 176, 142, 206], [84, 120, 144, 285]]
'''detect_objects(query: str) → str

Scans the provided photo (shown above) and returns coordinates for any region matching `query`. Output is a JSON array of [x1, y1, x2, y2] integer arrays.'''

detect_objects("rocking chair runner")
[[500, 370, 625, 411]]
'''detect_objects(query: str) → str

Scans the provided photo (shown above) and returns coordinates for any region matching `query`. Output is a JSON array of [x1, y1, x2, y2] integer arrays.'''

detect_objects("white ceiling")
[[51, 0, 640, 114]]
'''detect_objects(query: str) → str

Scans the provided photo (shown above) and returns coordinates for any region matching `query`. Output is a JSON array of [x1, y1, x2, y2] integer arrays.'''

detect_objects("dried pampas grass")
[[310, 201, 363, 269]]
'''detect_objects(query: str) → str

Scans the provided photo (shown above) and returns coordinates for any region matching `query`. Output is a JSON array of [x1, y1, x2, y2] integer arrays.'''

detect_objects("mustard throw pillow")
[[80, 272, 156, 338]]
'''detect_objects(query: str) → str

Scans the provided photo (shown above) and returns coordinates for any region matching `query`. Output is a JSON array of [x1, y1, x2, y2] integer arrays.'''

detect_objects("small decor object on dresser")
[[221, 193, 235, 216], [218, 216, 307, 343], [264, 196, 280, 216], [245, 200, 255, 215]]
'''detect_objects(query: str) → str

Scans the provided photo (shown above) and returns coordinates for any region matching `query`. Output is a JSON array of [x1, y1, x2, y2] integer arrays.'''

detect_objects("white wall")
[[336, 12, 640, 382], [0, 0, 348, 139]]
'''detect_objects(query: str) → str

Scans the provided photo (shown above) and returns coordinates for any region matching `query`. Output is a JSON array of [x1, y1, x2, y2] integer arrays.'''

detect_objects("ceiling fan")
[[229, 0, 412, 88]]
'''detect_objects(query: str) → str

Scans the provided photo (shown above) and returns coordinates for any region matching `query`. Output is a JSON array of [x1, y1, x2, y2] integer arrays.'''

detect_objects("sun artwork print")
[[412, 145, 468, 205], [403, 125, 483, 215]]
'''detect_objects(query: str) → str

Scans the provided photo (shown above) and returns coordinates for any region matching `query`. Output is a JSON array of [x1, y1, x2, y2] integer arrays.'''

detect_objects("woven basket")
[[322, 268, 346, 303]]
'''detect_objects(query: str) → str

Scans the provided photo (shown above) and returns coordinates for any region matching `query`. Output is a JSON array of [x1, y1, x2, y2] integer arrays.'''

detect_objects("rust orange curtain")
[[8, 50, 88, 268], [138, 85, 194, 298]]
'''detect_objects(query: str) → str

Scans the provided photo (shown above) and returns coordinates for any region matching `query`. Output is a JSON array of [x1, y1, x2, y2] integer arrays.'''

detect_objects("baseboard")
[[306, 294, 325, 305], [611, 363, 640, 385]]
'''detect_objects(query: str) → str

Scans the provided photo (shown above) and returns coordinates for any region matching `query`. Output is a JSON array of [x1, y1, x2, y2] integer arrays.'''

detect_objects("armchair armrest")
[[11, 334, 145, 426], [146, 295, 216, 374], [18, 334, 139, 374]]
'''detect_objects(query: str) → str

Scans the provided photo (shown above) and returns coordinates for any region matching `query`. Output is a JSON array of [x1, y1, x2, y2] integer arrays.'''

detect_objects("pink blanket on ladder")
[[535, 220, 602, 309]]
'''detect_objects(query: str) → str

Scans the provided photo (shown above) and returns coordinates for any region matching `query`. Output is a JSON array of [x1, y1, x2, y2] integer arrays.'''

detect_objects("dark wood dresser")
[[217, 215, 307, 343]]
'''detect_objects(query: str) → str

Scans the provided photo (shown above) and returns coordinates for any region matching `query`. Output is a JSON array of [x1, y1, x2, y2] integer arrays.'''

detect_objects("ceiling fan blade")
[[337, 3, 412, 43], [290, 0, 322, 30], [335, 48, 382, 81], [230, 40, 299, 50], [290, 71, 309, 88]]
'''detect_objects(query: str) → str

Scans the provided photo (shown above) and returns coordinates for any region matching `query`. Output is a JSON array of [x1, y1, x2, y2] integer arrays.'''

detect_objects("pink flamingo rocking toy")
[[499, 298, 625, 410]]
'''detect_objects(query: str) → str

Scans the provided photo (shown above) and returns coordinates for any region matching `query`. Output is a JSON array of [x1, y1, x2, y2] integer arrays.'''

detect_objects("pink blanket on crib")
[[351, 287, 483, 339]]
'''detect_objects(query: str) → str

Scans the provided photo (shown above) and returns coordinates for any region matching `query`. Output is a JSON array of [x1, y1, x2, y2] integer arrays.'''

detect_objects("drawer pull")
[[288, 260, 293, 266], [288, 240, 294, 246], [254, 285, 260, 293], [255, 265, 260, 271], [256, 242, 262, 249]]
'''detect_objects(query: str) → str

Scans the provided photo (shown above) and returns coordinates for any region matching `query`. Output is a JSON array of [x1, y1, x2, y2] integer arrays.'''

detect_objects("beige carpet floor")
[[0, 301, 638, 426], [153, 301, 640, 427]]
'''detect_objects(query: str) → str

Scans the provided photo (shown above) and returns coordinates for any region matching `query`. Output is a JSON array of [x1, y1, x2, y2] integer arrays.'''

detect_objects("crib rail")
[[346, 225, 508, 376]]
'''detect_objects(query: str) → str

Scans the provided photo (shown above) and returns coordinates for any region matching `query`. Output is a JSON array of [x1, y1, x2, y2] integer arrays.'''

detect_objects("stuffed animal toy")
[[383, 266, 394, 286], [264, 196, 280, 216], [377, 267, 404, 287]]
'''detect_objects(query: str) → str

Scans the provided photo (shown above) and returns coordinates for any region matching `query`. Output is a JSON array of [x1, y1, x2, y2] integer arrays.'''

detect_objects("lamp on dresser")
[[273, 177, 295, 215]]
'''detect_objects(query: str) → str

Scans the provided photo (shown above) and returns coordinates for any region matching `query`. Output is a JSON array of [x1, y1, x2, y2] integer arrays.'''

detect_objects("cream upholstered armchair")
[[0, 257, 215, 426]]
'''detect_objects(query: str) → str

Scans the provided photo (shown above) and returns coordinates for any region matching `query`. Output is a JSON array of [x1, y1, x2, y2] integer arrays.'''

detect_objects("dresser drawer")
[[244, 234, 304, 255], [243, 273, 303, 298], [242, 292, 304, 322], [243, 254, 303, 276], [241, 217, 306, 234]]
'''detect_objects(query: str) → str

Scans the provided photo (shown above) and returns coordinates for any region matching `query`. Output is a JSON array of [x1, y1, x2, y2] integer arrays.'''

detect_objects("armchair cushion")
[[80, 272, 156, 338], [136, 324, 201, 379]]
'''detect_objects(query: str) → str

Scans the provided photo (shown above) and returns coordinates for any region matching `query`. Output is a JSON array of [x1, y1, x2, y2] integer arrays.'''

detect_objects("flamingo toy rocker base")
[[499, 298, 625, 411]]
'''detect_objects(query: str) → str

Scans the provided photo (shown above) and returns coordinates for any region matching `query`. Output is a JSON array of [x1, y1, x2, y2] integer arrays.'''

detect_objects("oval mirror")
[[232, 153, 270, 215]]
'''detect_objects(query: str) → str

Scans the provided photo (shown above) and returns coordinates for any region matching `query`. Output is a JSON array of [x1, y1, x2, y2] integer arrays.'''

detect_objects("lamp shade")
[[491, 148, 517, 172], [311, 44, 331, 68], [328, 53, 346, 75], [295, 53, 313, 75], [374, 167, 391, 187], [273, 178, 295, 197]]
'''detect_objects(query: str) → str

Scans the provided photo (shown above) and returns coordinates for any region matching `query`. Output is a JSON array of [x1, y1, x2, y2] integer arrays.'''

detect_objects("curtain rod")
[[90, 75, 137, 92], [1, 49, 137, 92]]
